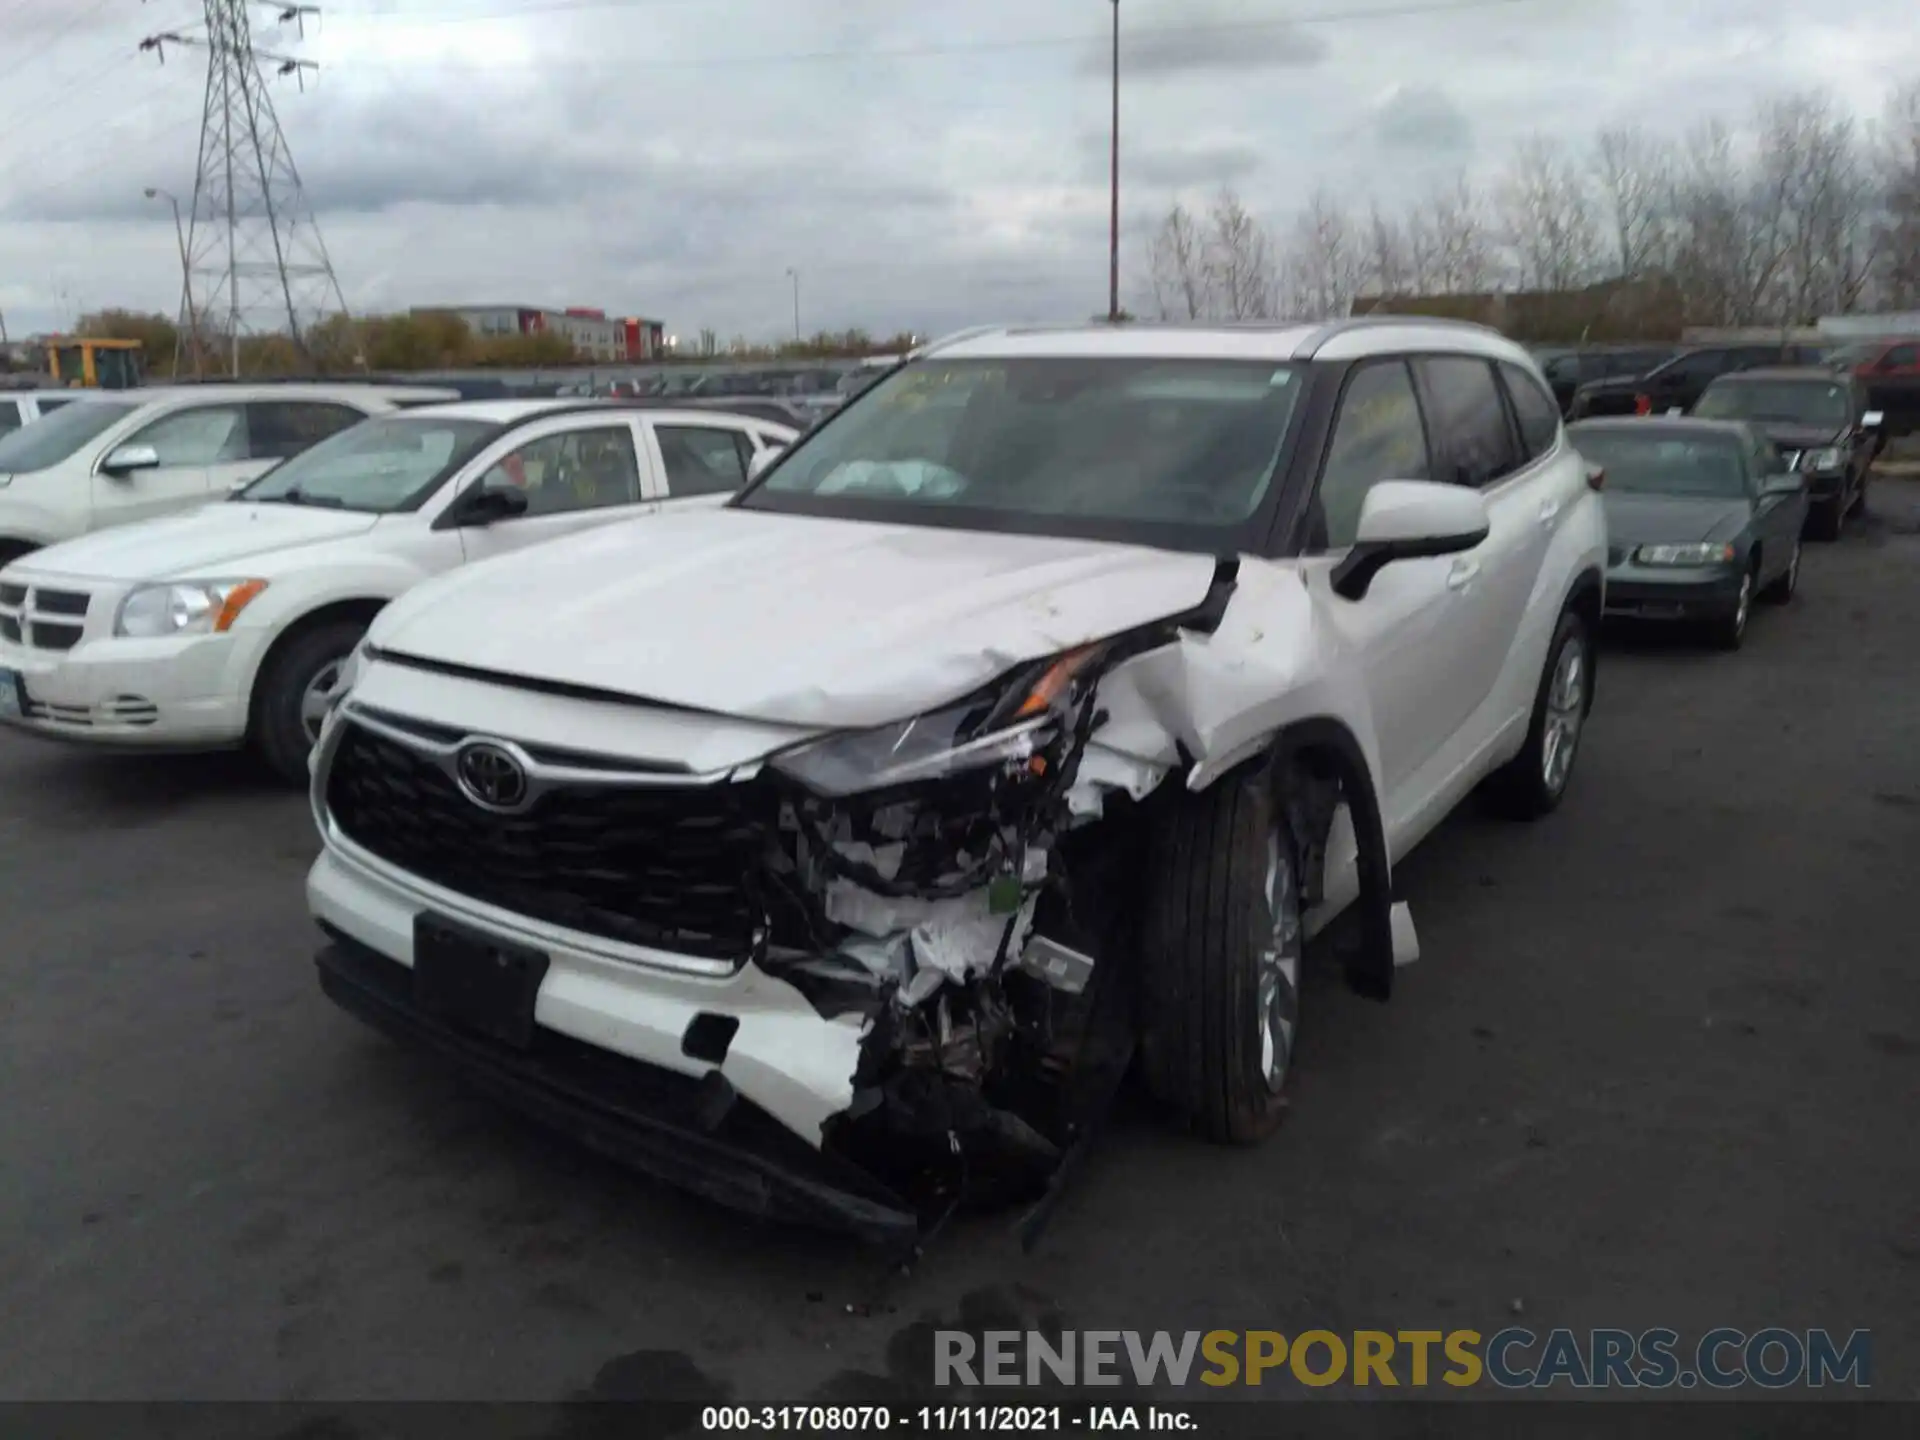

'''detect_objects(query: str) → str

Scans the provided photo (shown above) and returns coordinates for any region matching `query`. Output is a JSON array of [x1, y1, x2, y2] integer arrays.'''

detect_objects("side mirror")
[[451, 484, 529, 526], [747, 445, 785, 482], [1331, 481, 1490, 601], [1862, 410, 1884, 429], [100, 443, 161, 477]]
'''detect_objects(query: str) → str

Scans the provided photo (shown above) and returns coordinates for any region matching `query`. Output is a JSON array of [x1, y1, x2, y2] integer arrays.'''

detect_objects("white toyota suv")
[[0, 400, 795, 781], [0, 381, 453, 569], [305, 320, 1606, 1241]]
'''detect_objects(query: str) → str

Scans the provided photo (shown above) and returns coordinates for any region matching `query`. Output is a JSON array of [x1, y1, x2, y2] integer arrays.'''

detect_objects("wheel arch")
[[1264, 716, 1398, 1003], [243, 596, 388, 730], [1563, 564, 1603, 714]]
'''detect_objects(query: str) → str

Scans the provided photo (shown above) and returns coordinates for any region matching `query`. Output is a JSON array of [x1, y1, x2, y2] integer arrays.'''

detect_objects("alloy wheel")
[[1540, 635, 1586, 797], [1256, 830, 1303, 1094]]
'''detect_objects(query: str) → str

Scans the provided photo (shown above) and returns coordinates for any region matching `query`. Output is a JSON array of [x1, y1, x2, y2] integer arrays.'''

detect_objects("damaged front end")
[[753, 639, 1154, 1236]]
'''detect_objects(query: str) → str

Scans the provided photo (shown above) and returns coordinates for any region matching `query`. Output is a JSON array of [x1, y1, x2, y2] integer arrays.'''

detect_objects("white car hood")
[[16, 502, 381, 581], [373, 508, 1221, 727]]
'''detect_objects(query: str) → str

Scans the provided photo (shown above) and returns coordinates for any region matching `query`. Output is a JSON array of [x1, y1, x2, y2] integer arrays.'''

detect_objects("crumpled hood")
[[14, 502, 381, 581], [1604, 492, 1751, 548], [372, 508, 1221, 728]]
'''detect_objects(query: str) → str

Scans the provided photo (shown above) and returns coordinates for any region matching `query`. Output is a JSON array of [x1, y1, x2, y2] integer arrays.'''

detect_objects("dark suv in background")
[[1536, 345, 1677, 416], [1693, 367, 1884, 539], [1569, 343, 1827, 421]]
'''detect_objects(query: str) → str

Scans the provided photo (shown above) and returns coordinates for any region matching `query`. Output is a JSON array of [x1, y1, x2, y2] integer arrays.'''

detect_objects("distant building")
[[412, 305, 667, 362]]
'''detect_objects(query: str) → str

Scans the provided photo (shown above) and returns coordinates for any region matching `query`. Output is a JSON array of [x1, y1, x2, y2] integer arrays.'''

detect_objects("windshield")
[[743, 357, 1304, 536], [237, 414, 499, 511], [1572, 430, 1749, 498], [0, 399, 136, 474], [1694, 380, 1849, 428]]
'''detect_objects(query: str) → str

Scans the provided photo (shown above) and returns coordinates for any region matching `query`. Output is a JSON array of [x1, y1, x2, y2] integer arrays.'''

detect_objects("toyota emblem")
[[454, 740, 530, 812]]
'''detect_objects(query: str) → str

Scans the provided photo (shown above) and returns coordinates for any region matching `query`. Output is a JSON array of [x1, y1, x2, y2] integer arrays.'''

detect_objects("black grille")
[[325, 723, 776, 960], [0, 616, 18, 644], [28, 622, 82, 651], [32, 589, 89, 617], [0, 583, 25, 606]]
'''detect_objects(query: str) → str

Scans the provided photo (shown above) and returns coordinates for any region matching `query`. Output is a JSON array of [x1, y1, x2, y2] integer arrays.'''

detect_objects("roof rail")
[[911, 325, 1008, 359], [1295, 312, 1508, 358]]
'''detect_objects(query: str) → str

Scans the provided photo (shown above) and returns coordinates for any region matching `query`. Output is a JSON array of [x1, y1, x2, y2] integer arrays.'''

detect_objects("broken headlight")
[[770, 647, 1103, 798]]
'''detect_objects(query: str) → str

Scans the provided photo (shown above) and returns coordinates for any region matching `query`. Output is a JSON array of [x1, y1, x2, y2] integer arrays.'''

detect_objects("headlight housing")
[[769, 646, 1104, 798], [115, 579, 267, 638], [1633, 542, 1737, 567], [1804, 446, 1844, 472]]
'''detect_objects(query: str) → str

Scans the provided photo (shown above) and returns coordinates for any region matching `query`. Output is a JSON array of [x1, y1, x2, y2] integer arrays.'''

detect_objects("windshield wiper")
[[248, 485, 347, 508]]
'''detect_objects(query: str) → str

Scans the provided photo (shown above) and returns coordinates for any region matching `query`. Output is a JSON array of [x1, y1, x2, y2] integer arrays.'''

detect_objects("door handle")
[[1446, 558, 1481, 591], [1538, 499, 1560, 527]]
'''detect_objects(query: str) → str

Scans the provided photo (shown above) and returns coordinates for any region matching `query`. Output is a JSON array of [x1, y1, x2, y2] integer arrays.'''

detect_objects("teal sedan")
[[1568, 417, 1810, 651]]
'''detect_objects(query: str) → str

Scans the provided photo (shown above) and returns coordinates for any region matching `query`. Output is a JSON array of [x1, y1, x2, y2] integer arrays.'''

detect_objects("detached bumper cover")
[[1603, 568, 1744, 620], [315, 933, 919, 1243]]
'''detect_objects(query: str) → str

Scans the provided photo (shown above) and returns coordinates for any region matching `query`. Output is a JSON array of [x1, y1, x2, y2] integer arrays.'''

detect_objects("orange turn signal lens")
[[212, 579, 268, 633], [1011, 645, 1098, 719]]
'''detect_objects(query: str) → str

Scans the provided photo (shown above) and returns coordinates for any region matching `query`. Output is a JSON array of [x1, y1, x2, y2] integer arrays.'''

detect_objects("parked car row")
[[0, 316, 1857, 1243]]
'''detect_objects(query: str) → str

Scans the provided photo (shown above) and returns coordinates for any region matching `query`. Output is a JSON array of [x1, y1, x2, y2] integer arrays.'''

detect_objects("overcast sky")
[[1, 0, 1916, 345]]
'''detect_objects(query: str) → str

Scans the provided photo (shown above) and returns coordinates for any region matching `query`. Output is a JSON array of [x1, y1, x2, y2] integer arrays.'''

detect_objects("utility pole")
[[1108, 0, 1121, 323], [786, 268, 801, 346], [140, 2, 349, 377]]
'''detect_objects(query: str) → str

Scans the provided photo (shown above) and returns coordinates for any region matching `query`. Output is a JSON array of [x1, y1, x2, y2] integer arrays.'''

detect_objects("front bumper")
[[316, 933, 917, 1242], [0, 631, 252, 748], [1800, 468, 1847, 503], [305, 838, 920, 1237], [1602, 565, 1745, 621]]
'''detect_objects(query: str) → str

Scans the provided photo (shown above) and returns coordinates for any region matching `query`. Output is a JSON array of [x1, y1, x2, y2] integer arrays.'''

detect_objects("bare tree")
[[1498, 136, 1602, 291], [1875, 81, 1920, 307], [1592, 126, 1672, 279], [1203, 189, 1278, 320], [1279, 187, 1367, 317], [1749, 91, 1879, 325], [1418, 174, 1498, 294], [1364, 202, 1411, 298], [1146, 203, 1210, 320]]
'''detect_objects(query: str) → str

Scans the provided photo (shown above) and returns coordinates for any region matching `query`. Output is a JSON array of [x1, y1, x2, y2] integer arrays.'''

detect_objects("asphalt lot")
[[4, 480, 1919, 1406]]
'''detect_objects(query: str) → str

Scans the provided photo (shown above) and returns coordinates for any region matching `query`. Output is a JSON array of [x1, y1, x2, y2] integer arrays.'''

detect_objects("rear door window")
[[246, 401, 367, 460], [1498, 362, 1561, 462], [655, 424, 753, 496], [0, 402, 21, 435], [1415, 356, 1522, 488]]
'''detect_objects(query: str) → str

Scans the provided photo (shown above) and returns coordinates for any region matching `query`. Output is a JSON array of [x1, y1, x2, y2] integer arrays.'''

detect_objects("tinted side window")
[[1315, 359, 1429, 549], [246, 401, 365, 460], [127, 404, 249, 465], [1662, 352, 1723, 384], [0, 402, 20, 435], [36, 397, 72, 414], [656, 424, 751, 496], [1884, 344, 1920, 368], [1499, 362, 1560, 461], [1416, 356, 1521, 488]]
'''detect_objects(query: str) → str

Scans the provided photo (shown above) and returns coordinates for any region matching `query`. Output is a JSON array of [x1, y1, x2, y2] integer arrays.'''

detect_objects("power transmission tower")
[[140, 3, 348, 377]]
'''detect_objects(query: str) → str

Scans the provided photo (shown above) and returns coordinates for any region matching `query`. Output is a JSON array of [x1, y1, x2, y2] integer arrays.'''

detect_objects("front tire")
[[1762, 538, 1800, 603], [250, 620, 366, 786], [1138, 772, 1304, 1144], [1711, 568, 1754, 650], [1809, 497, 1844, 542], [1484, 607, 1591, 820]]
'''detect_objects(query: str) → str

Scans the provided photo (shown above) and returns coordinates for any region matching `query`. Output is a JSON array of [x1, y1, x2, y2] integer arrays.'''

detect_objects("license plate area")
[[0, 669, 22, 720], [413, 914, 549, 1049]]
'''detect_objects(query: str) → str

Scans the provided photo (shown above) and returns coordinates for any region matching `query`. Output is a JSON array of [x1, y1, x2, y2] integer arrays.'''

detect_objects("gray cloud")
[[1372, 84, 1475, 156], [1082, 19, 1327, 79], [1077, 132, 1264, 188]]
